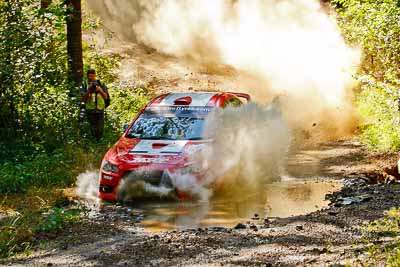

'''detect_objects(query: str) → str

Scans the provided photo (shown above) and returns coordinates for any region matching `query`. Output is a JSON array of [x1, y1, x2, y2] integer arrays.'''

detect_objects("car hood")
[[112, 137, 207, 165]]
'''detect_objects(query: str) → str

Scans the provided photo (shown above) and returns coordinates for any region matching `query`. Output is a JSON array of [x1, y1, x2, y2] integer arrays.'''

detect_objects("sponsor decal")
[[130, 157, 170, 163], [161, 106, 212, 112], [144, 106, 212, 115]]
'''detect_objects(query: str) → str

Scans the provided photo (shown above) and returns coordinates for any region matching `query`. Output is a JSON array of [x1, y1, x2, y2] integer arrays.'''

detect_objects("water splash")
[[164, 102, 290, 201], [76, 170, 100, 202]]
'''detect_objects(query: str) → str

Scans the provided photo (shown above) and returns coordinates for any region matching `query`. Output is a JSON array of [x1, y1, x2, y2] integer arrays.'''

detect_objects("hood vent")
[[152, 143, 169, 149], [174, 96, 192, 105]]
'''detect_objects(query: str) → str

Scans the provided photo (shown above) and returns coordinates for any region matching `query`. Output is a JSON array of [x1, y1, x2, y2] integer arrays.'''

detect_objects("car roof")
[[149, 92, 220, 107]]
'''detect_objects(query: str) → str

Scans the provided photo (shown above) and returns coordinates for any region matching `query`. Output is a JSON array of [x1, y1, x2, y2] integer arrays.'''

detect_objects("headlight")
[[102, 160, 119, 173]]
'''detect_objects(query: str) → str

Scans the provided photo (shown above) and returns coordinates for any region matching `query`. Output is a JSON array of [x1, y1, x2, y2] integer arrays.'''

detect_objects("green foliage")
[[0, 216, 34, 258], [0, 138, 114, 195], [335, 0, 400, 81], [335, 0, 400, 150], [0, 204, 82, 258], [0, 1, 152, 260], [360, 208, 400, 265], [0, 151, 72, 194], [0, 0, 79, 149], [356, 76, 400, 150], [108, 86, 152, 129], [37, 207, 80, 233], [84, 52, 121, 85], [368, 208, 400, 235]]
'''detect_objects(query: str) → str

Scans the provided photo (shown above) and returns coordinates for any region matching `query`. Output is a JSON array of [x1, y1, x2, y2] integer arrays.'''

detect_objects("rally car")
[[99, 92, 250, 202]]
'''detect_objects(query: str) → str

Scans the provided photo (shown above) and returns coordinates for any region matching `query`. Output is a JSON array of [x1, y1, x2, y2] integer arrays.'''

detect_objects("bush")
[[0, 139, 112, 195], [334, 0, 400, 150], [0, 1, 78, 148], [0, 152, 73, 195], [356, 76, 400, 150], [37, 207, 81, 234], [107, 86, 153, 129]]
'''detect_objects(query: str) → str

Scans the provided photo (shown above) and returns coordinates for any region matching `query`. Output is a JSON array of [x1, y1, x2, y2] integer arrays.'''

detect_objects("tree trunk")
[[1, 1, 17, 133], [66, 0, 83, 86], [41, 0, 51, 9]]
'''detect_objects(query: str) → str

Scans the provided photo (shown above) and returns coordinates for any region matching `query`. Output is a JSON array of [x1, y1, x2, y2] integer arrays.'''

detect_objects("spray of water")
[[205, 102, 289, 181], [76, 170, 100, 202], [117, 169, 175, 202], [74, 103, 289, 203], [167, 170, 212, 202], [163, 102, 290, 200]]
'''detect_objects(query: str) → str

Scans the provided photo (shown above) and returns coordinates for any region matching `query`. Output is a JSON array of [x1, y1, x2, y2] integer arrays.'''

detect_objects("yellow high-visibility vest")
[[86, 92, 105, 111]]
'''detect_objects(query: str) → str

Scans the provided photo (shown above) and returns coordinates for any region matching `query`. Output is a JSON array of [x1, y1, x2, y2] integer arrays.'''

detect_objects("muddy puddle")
[[94, 179, 341, 232]]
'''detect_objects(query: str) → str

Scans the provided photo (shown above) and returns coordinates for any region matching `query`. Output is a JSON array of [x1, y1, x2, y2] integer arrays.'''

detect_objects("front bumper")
[[99, 171, 120, 201], [98, 168, 173, 201]]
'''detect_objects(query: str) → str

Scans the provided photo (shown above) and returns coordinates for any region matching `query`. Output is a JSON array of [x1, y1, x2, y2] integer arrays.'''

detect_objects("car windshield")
[[126, 106, 212, 140]]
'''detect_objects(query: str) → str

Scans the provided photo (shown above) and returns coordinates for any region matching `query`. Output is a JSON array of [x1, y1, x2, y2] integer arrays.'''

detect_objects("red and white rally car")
[[99, 92, 250, 202]]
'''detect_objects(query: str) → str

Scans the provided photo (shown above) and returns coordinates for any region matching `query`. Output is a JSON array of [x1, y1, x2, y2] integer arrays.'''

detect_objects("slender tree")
[[65, 0, 83, 86], [41, 0, 51, 9]]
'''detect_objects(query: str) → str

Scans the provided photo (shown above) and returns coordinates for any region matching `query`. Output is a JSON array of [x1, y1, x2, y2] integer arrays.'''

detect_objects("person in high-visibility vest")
[[81, 69, 110, 140]]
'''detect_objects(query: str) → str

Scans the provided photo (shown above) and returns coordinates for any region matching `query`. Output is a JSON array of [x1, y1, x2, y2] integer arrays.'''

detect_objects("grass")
[[360, 208, 400, 266], [0, 135, 110, 259], [0, 128, 114, 259], [0, 137, 113, 195], [0, 189, 82, 258]]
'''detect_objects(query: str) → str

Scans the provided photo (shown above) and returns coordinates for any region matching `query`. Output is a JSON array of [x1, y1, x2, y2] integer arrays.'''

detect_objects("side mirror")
[[123, 124, 129, 132]]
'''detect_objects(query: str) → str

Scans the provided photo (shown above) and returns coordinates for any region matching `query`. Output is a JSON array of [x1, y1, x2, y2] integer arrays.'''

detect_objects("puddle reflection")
[[127, 180, 340, 231]]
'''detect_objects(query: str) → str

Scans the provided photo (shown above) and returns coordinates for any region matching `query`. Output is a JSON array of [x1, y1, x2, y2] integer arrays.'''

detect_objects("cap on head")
[[87, 69, 96, 76]]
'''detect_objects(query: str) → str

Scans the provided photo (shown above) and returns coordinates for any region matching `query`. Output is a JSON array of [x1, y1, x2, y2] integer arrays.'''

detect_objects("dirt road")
[[4, 139, 399, 266], [1, 34, 390, 266]]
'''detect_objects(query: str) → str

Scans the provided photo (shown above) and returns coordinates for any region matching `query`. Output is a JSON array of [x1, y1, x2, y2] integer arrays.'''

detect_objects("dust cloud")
[[79, 0, 359, 203], [87, 0, 360, 140]]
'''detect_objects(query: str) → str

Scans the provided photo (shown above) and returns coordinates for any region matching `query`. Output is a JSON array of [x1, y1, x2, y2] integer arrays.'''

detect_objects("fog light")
[[103, 174, 113, 180]]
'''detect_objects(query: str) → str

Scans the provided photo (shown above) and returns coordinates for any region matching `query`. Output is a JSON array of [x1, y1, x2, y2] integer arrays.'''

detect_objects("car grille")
[[123, 170, 165, 185]]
